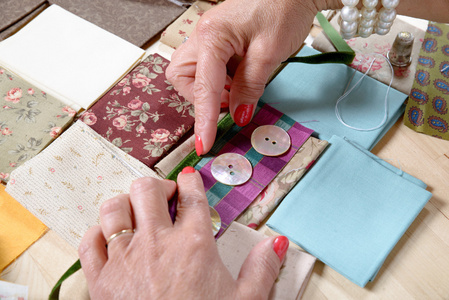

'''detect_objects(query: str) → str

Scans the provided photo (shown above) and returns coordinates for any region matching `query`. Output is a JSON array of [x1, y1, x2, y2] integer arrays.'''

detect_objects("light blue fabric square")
[[267, 135, 432, 287], [261, 46, 407, 150]]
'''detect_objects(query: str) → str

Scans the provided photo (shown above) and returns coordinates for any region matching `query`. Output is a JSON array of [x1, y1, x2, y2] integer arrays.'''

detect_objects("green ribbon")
[[166, 113, 235, 181], [48, 12, 354, 299], [283, 12, 355, 65], [284, 51, 355, 65], [48, 259, 81, 300]]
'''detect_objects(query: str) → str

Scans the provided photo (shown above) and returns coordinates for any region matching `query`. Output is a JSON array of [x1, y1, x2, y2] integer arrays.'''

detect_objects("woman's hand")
[[79, 168, 289, 299], [166, 0, 326, 155]]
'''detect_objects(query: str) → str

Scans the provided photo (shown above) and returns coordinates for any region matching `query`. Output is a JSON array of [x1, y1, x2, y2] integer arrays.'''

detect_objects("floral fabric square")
[[84, 54, 195, 168], [6, 121, 161, 249], [160, 1, 219, 49], [0, 67, 75, 183], [404, 22, 449, 140], [236, 136, 328, 228]]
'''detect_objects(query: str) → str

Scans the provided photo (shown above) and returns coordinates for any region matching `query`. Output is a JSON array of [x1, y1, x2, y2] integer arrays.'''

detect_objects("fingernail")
[[181, 166, 196, 174], [273, 236, 289, 262], [234, 104, 253, 127], [224, 84, 231, 91], [220, 102, 229, 108], [195, 134, 203, 156]]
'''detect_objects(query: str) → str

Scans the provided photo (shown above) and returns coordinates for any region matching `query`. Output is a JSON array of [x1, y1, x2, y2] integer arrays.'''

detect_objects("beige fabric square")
[[160, 1, 219, 49], [6, 121, 161, 249], [217, 222, 316, 300]]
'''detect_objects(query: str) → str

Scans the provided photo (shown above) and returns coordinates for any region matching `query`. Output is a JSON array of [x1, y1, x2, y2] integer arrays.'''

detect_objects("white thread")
[[335, 53, 394, 131]]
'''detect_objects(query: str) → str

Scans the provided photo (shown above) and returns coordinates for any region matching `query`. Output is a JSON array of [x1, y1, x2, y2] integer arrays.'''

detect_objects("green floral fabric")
[[0, 67, 75, 183]]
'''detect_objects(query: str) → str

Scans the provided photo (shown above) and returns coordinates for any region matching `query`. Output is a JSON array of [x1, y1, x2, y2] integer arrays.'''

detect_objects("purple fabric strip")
[[197, 104, 313, 237]]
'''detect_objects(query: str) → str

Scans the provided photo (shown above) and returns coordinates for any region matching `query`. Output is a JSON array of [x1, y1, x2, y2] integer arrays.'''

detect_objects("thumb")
[[230, 42, 281, 127], [236, 236, 289, 299]]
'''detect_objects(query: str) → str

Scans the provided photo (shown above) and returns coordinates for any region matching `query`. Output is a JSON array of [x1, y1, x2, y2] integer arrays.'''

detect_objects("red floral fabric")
[[83, 54, 195, 168]]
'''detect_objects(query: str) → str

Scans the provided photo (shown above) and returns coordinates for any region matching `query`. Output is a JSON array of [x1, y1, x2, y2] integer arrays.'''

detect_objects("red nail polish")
[[220, 102, 229, 108], [273, 236, 289, 262], [195, 134, 203, 156], [181, 166, 196, 174], [224, 84, 231, 91], [234, 104, 253, 127]]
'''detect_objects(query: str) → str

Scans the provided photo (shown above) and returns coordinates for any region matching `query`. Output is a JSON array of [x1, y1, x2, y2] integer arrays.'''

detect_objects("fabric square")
[[236, 137, 328, 228], [312, 16, 425, 95], [208, 183, 233, 203], [267, 135, 432, 287], [84, 54, 195, 168], [48, 0, 185, 47], [404, 22, 449, 140], [0, 5, 145, 110], [217, 222, 316, 300], [195, 103, 313, 237], [244, 148, 264, 165], [205, 189, 222, 208], [0, 185, 47, 271], [0, 0, 46, 32], [262, 45, 408, 150], [0, 281, 28, 299], [160, 1, 220, 49], [6, 121, 161, 249], [1, 3, 48, 42], [0, 67, 75, 183]]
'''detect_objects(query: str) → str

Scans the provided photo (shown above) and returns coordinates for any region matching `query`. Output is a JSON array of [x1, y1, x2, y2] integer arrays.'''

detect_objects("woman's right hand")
[[166, 0, 333, 155]]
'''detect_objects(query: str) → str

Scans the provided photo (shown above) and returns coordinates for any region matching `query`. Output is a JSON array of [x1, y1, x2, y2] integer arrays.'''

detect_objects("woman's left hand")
[[79, 168, 288, 299]]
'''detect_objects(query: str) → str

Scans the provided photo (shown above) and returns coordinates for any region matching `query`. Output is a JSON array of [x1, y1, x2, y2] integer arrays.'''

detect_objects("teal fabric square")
[[245, 148, 264, 166], [207, 182, 233, 206], [206, 189, 222, 207], [261, 46, 407, 150], [267, 135, 432, 287]]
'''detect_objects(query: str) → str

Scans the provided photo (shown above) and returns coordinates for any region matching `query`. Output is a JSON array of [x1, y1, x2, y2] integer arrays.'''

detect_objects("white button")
[[211, 153, 252, 186], [251, 125, 291, 156]]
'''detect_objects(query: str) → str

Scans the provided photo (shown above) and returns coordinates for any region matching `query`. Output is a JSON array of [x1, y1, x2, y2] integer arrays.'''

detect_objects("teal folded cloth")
[[262, 45, 407, 150], [267, 135, 432, 287]]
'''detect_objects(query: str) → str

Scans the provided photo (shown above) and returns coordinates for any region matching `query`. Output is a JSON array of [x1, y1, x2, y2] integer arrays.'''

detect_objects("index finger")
[[193, 40, 234, 155], [129, 177, 177, 232]]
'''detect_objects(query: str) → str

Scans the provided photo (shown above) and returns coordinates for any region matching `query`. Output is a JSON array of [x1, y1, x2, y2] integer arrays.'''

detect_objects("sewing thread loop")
[[335, 53, 394, 131]]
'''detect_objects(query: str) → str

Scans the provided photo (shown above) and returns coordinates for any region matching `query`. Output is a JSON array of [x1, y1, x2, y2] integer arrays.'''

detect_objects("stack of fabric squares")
[[267, 135, 432, 287]]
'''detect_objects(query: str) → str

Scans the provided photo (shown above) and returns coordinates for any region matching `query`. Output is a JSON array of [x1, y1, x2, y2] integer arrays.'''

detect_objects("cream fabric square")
[[217, 222, 316, 300], [6, 121, 160, 249]]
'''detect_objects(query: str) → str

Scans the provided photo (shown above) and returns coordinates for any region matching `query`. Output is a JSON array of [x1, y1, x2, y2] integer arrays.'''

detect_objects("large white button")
[[211, 153, 252, 186], [210, 206, 221, 236], [251, 125, 291, 156]]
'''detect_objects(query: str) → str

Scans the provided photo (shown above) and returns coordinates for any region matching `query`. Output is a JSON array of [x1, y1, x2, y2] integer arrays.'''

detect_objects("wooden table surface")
[[2, 18, 449, 300]]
